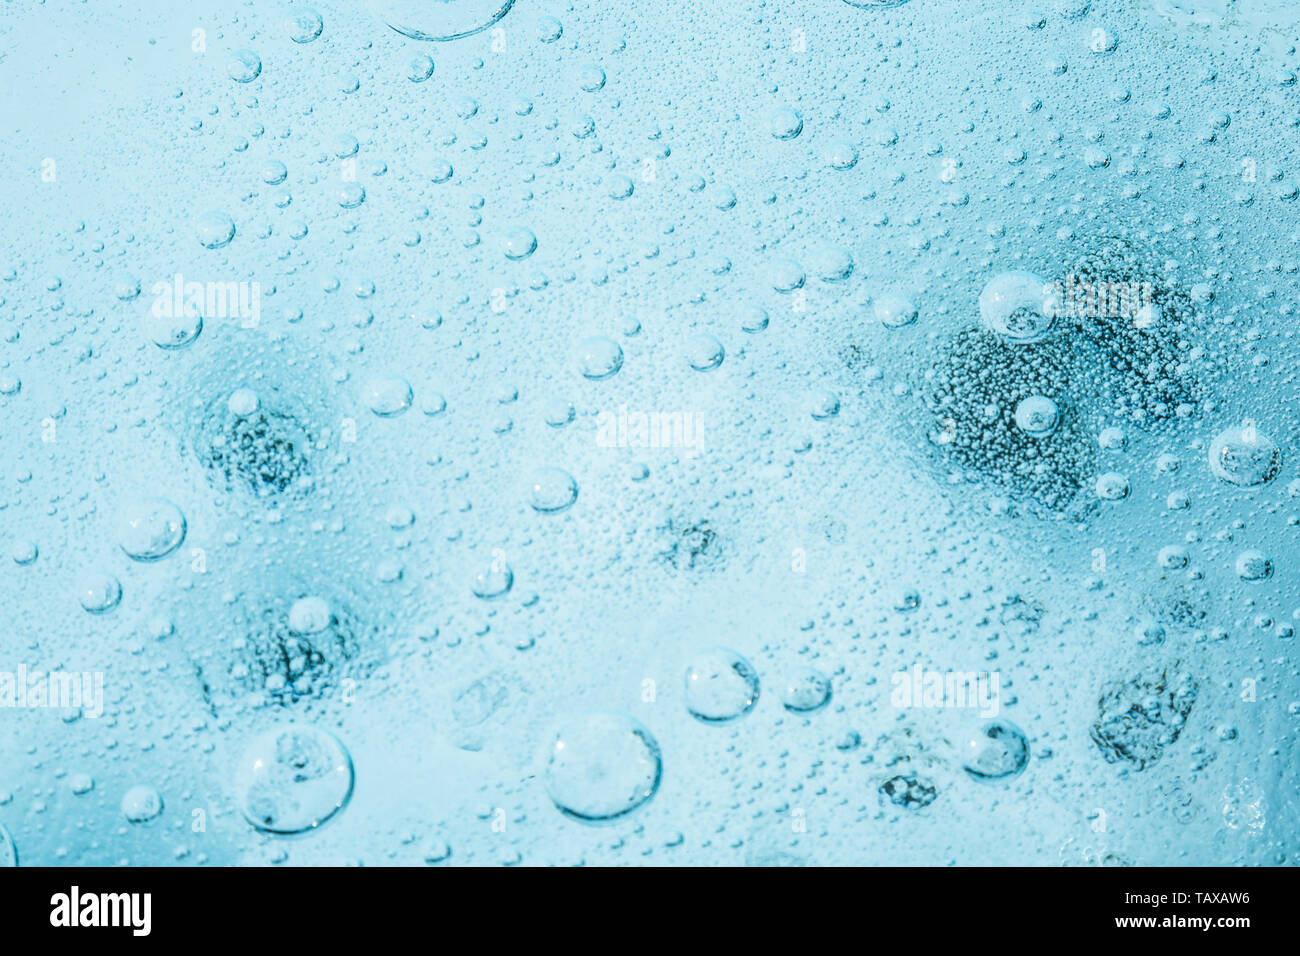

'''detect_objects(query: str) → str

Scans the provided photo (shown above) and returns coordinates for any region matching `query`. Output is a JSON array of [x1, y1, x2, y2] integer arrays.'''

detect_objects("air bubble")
[[979, 271, 1058, 343], [235, 726, 354, 834], [1208, 425, 1282, 487], [685, 647, 760, 722], [960, 720, 1029, 782], [544, 713, 662, 823], [227, 49, 262, 84], [528, 467, 579, 513], [118, 498, 186, 562]]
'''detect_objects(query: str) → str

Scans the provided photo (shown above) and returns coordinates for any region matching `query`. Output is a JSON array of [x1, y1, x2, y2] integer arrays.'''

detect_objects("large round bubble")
[[235, 726, 354, 834], [544, 713, 662, 823], [1208, 424, 1282, 487]]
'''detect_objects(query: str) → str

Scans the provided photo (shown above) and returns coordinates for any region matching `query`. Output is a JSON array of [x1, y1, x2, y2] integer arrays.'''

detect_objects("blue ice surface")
[[0, 0, 1298, 866]]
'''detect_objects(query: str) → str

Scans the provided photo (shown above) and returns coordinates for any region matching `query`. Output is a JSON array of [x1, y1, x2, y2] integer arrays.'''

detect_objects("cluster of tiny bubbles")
[[527, 467, 578, 514], [543, 713, 663, 823], [874, 293, 918, 329], [959, 720, 1030, 782], [117, 498, 186, 562], [1207, 424, 1282, 486], [120, 785, 164, 824], [978, 271, 1058, 344], [77, 571, 122, 615], [575, 336, 623, 380], [369, 0, 518, 42], [880, 774, 938, 810], [362, 375, 413, 418], [235, 726, 354, 834], [684, 647, 761, 722], [842, 0, 912, 6], [780, 667, 832, 714]]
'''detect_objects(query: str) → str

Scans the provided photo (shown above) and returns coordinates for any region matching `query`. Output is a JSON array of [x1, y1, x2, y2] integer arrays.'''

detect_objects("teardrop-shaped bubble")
[[685, 647, 760, 722], [528, 467, 578, 513], [960, 719, 1030, 782], [544, 712, 662, 823], [1208, 424, 1282, 487], [369, 0, 516, 41], [235, 726, 354, 834]]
